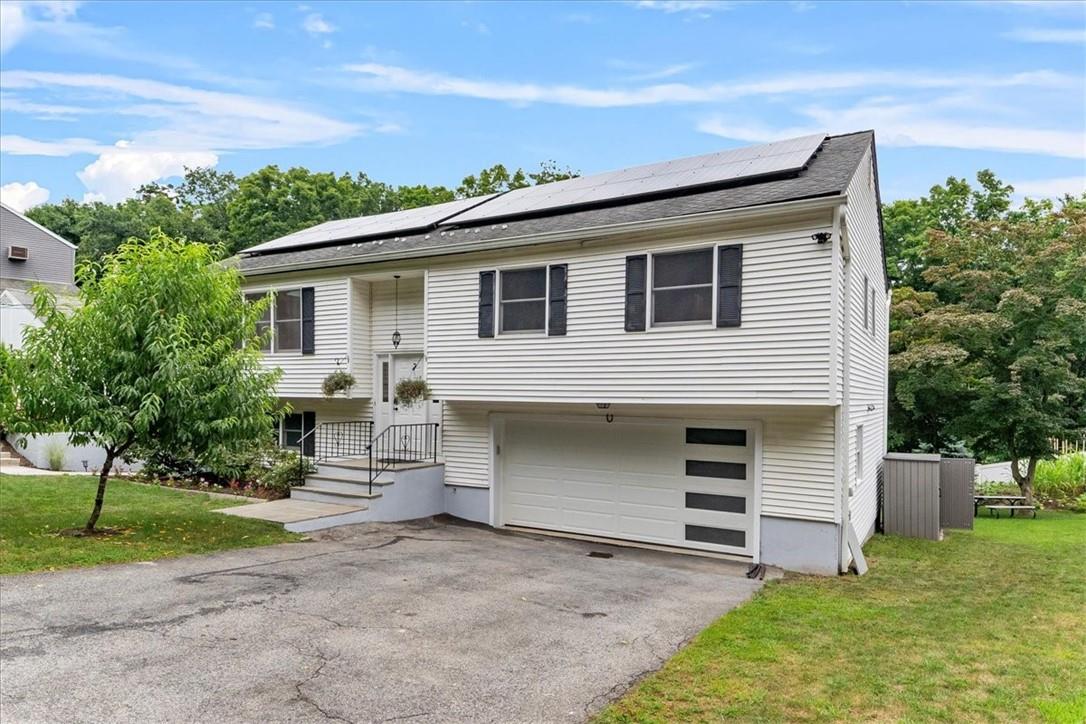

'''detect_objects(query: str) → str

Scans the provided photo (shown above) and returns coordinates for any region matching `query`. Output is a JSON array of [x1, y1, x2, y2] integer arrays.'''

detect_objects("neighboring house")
[[237, 132, 889, 575], [1, 202, 77, 348], [0, 203, 130, 473]]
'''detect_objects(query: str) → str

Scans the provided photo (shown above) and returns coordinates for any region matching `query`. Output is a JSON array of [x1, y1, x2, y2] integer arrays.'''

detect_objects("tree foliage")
[[27, 160, 580, 260], [889, 197, 1086, 499], [7, 232, 282, 531]]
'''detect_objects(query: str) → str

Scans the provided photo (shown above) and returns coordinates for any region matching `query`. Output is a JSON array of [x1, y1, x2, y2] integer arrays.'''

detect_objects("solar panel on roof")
[[243, 194, 496, 254], [448, 134, 826, 225]]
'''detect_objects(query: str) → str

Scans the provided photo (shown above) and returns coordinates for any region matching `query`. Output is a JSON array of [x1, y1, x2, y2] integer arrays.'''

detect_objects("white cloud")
[[0, 181, 50, 211], [1, 71, 359, 151], [697, 97, 1086, 159], [631, 1, 733, 13], [1003, 27, 1086, 44], [302, 13, 336, 34], [1, 70, 362, 202], [461, 20, 490, 35], [0, 135, 107, 156], [0, 2, 31, 54], [606, 59, 697, 82], [343, 62, 1078, 108], [75, 144, 218, 203], [253, 12, 275, 30], [1012, 176, 1086, 199]]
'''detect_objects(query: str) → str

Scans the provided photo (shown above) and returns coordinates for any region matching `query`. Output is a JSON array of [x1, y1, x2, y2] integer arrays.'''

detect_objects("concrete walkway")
[[0, 465, 69, 477], [0, 518, 765, 723], [217, 497, 364, 523]]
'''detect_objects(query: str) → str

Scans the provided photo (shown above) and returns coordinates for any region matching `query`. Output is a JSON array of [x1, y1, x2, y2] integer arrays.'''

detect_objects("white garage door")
[[499, 417, 758, 556]]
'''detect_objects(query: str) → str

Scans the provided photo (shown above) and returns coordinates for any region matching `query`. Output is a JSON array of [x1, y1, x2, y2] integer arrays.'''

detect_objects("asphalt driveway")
[[1, 518, 765, 723]]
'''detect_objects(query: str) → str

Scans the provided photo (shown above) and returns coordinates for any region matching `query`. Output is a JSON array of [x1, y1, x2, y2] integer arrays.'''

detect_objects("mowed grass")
[[597, 512, 1086, 723], [0, 474, 301, 575]]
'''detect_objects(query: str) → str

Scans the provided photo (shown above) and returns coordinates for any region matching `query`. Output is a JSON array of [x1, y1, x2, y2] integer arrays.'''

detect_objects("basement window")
[[281, 413, 304, 450]]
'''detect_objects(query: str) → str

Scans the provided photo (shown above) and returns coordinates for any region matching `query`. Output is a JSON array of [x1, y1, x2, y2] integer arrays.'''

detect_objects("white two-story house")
[[237, 132, 889, 575]]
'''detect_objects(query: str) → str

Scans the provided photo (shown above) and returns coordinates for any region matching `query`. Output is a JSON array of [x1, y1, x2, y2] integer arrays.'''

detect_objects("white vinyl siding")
[[348, 278, 373, 396], [371, 276, 425, 356], [844, 148, 889, 542], [242, 276, 350, 399], [426, 215, 836, 405], [278, 397, 373, 429], [443, 401, 837, 523]]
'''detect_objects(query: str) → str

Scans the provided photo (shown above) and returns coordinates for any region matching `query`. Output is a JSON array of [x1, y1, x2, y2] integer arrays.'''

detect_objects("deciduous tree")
[[8, 233, 281, 532]]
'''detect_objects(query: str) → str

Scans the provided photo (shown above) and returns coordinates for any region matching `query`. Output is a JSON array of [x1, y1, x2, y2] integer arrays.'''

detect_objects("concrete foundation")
[[443, 485, 490, 524], [8, 433, 142, 474], [759, 515, 841, 575]]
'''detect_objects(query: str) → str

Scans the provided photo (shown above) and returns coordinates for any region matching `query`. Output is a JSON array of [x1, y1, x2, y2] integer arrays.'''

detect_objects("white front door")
[[375, 353, 433, 433]]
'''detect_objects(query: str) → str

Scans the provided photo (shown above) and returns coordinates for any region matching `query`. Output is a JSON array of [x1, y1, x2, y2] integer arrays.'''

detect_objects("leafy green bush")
[[1033, 453, 1086, 506]]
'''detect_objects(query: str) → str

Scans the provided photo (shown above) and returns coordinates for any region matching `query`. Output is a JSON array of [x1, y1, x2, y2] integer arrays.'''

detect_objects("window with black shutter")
[[548, 264, 567, 336], [717, 245, 742, 328], [478, 271, 496, 338], [245, 287, 309, 352], [625, 255, 647, 331], [652, 248, 713, 325]]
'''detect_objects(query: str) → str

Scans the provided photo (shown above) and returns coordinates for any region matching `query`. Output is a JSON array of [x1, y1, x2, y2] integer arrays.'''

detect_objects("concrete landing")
[[216, 498, 366, 525]]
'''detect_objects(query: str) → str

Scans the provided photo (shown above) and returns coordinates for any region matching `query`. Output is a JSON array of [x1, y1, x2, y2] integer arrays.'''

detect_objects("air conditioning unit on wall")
[[7, 245, 29, 261]]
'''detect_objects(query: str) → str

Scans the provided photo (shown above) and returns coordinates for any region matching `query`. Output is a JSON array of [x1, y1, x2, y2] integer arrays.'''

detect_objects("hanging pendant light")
[[392, 275, 401, 349]]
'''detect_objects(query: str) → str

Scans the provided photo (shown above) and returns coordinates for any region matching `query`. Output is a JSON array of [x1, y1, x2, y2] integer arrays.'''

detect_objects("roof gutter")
[[241, 194, 846, 277]]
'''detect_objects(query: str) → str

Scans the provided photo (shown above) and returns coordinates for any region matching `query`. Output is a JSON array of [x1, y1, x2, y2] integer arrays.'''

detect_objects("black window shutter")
[[717, 245, 742, 328], [548, 264, 567, 336], [625, 255, 647, 332], [478, 271, 496, 338], [302, 411, 316, 457], [301, 287, 316, 354]]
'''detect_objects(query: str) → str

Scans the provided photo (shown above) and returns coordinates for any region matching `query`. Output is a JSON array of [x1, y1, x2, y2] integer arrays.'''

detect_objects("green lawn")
[[598, 512, 1086, 723], [0, 474, 301, 575]]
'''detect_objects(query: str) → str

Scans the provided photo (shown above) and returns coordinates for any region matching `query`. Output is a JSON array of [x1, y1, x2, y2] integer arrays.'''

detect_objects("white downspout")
[[837, 207, 854, 572]]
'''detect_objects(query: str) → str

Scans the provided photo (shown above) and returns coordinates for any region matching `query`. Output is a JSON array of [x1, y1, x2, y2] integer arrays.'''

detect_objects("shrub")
[[1033, 453, 1086, 506], [44, 439, 66, 471], [256, 449, 315, 494]]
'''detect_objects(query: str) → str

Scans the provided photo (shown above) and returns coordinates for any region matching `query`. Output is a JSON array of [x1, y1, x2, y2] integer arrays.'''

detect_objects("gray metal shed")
[[883, 453, 943, 540], [882, 453, 976, 541]]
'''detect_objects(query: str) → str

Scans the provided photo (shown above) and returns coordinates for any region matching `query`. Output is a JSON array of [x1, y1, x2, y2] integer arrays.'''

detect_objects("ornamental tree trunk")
[[84, 448, 116, 533], [1009, 456, 1038, 505]]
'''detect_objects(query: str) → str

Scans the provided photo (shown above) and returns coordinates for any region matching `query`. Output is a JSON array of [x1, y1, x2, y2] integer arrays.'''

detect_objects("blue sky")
[[1, 0, 1083, 212]]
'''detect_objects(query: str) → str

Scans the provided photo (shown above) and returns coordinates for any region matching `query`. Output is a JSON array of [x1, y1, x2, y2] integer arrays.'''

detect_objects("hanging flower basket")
[[394, 378, 431, 406], [321, 370, 356, 398]]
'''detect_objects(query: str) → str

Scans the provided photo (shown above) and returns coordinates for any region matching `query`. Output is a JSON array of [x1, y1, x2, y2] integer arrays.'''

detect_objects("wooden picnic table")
[[974, 494, 1035, 518]]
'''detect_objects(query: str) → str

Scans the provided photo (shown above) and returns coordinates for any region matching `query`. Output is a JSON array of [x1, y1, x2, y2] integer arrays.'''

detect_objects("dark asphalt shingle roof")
[[238, 131, 874, 275]]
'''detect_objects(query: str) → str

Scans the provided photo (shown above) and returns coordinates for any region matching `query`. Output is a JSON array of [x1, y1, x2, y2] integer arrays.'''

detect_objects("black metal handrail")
[[296, 420, 374, 483], [368, 423, 440, 493]]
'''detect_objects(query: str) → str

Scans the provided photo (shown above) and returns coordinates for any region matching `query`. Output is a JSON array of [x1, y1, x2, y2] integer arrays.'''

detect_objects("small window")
[[245, 292, 272, 352], [686, 460, 747, 480], [274, 289, 303, 352], [246, 288, 303, 353], [381, 361, 390, 403], [282, 413, 304, 450], [856, 424, 864, 480], [652, 248, 713, 325], [685, 492, 747, 514], [870, 285, 878, 337], [500, 267, 547, 333], [686, 524, 746, 548], [686, 428, 747, 447]]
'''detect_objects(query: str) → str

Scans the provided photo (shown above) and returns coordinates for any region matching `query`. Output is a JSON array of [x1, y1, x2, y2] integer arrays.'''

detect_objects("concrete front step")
[[305, 474, 394, 493], [291, 486, 383, 506], [216, 498, 370, 533]]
